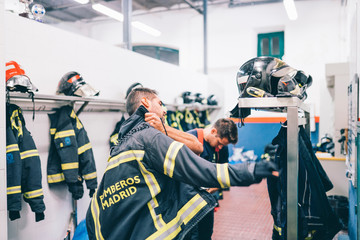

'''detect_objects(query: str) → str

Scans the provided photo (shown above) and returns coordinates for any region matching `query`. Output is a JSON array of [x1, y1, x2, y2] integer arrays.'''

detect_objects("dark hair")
[[126, 87, 158, 115], [213, 118, 238, 144]]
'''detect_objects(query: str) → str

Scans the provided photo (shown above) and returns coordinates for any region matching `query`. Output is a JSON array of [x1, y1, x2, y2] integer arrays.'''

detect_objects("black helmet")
[[207, 94, 218, 105], [57, 71, 99, 97], [236, 57, 312, 100], [181, 91, 195, 104], [194, 93, 207, 104]]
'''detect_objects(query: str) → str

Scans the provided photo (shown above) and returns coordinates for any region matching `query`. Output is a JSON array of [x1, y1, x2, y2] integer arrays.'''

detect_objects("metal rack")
[[238, 97, 310, 240], [7, 92, 127, 114], [7, 92, 221, 115]]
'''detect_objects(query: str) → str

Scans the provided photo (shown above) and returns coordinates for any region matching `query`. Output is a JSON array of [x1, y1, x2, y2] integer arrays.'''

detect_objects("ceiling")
[[31, 0, 284, 23]]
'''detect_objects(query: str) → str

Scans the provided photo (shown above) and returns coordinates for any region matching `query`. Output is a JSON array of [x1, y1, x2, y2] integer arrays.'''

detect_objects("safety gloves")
[[254, 160, 279, 179]]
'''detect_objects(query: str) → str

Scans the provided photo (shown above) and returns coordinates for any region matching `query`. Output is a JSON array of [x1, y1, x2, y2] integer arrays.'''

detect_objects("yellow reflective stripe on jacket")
[[78, 142, 92, 155], [83, 171, 97, 180], [50, 128, 56, 135], [90, 190, 104, 240], [54, 129, 75, 139], [216, 163, 231, 188], [10, 109, 23, 137], [274, 224, 282, 236], [48, 173, 65, 183], [163, 141, 184, 178], [110, 134, 119, 145], [146, 194, 207, 240], [138, 160, 165, 230], [106, 150, 145, 172], [20, 149, 39, 159], [62, 162, 79, 170], [6, 144, 19, 153], [7, 186, 21, 195], [24, 189, 43, 199], [70, 110, 83, 129]]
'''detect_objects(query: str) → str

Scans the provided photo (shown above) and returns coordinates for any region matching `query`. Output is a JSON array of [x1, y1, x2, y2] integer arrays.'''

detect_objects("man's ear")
[[141, 97, 150, 108], [210, 128, 217, 135]]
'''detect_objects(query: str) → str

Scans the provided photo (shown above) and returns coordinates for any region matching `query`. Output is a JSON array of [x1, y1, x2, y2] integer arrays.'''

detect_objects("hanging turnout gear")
[[47, 105, 97, 200], [268, 125, 341, 239], [109, 116, 127, 149], [57, 71, 100, 97], [6, 104, 45, 222]]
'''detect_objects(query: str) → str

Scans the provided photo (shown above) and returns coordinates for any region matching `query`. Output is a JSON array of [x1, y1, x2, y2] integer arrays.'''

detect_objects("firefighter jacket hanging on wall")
[[86, 105, 262, 240], [47, 105, 97, 200], [6, 104, 45, 222], [268, 125, 342, 239]]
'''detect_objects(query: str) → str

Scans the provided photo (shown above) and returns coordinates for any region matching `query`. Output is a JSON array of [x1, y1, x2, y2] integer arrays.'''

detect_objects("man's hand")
[[254, 160, 279, 179], [145, 113, 165, 134], [206, 188, 219, 194]]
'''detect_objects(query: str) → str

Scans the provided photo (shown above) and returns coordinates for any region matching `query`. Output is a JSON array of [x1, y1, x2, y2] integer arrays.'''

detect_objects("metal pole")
[[287, 106, 299, 239], [122, 0, 132, 50], [203, 0, 208, 75], [0, 1, 8, 239]]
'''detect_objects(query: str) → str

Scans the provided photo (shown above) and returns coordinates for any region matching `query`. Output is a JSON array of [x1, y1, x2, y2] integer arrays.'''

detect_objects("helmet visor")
[[7, 75, 38, 93], [236, 71, 249, 95], [73, 83, 100, 97]]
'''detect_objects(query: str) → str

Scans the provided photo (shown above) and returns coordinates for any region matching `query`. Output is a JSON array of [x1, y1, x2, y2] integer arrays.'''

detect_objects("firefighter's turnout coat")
[[6, 104, 45, 221], [86, 105, 259, 240], [47, 105, 97, 199]]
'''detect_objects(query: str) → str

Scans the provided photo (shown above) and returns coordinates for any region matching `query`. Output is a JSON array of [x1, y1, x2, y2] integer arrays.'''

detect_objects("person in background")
[[86, 87, 278, 240], [185, 118, 237, 240]]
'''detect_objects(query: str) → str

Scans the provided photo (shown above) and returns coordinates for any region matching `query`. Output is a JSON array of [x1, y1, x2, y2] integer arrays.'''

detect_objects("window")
[[257, 31, 284, 59], [132, 45, 179, 65]]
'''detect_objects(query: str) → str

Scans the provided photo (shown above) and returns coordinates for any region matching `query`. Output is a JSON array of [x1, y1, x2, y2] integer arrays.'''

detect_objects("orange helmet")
[[5, 61, 38, 93]]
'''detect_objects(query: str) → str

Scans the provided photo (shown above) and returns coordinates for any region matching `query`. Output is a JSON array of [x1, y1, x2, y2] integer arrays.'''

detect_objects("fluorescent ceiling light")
[[132, 21, 162, 37], [72, 0, 89, 4], [283, 0, 298, 21], [92, 3, 124, 22], [92, 3, 161, 37]]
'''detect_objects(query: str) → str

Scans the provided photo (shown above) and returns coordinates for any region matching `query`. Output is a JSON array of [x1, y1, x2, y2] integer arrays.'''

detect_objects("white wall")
[[4, 12, 213, 240], [68, 0, 345, 116]]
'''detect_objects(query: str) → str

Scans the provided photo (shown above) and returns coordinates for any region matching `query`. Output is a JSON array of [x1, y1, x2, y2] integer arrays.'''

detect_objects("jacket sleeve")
[[20, 127, 46, 220], [6, 126, 22, 220], [147, 132, 257, 188], [53, 111, 79, 184], [74, 115, 97, 190]]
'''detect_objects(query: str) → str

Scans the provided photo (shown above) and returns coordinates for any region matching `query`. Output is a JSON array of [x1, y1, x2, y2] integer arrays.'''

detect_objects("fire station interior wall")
[[3, 12, 213, 240], [0, 2, 8, 240], [344, 0, 360, 238], [53, 0, 346, 118]]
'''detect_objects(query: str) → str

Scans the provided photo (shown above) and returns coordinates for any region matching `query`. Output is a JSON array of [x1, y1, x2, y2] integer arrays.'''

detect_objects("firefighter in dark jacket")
[[47, 105, 97, 199], [6, 104, 45, 222], [86, 88, 278, 240]]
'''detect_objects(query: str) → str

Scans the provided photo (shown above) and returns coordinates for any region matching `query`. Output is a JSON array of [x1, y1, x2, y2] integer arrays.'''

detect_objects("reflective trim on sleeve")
[[50, 128, 56, 135], [83, 171, 97, 180], [110, 134, 119, 145], [6, 144, 19, 153], [138, 160, 165, 230], [24, 189, 43, 199], [7, 186, 21, 195], [91, 190, 104, 240], [20, 149, 39, 159], [163, 141, 184, 178], [106, 150, 145, 172], [61, 162, 79, 170], [48, 173, 65, 183], [78, 142, 92, 155], [146, 194, 207, 240], [54, 129, 75, 139], [274, 224, 282, 236], [216, 163, 231, 188]]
